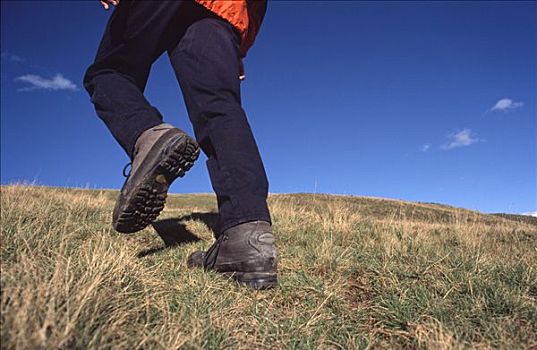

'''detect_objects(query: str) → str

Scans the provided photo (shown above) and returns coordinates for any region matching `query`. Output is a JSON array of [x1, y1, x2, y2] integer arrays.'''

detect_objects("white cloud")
[[442, 129, 482, 150], [15, 73, 78, 92], [1, 52, 24, 62], [521, 211, 537, 217], [420, 144, 431, 152], [490, 98, 524, 112]]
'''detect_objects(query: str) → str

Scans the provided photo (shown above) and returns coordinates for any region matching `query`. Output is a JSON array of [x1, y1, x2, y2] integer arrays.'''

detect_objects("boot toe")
[[187, 251, 205, 269]]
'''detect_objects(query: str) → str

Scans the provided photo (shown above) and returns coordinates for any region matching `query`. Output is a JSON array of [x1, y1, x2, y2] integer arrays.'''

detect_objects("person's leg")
[[84, 0, 184, 158], [167, 8, 276, 289], [83, 1, 200, 233], [167, 12, 271, 233]]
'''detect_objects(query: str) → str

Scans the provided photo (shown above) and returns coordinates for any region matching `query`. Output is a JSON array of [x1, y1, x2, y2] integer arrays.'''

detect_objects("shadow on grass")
[[136, 212, 219, 258]]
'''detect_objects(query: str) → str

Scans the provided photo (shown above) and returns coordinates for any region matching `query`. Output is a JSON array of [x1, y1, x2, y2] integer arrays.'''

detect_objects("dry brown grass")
[[1, 185, 536, 349]]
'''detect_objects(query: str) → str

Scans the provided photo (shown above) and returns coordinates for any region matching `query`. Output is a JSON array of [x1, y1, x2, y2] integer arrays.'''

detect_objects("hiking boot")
[[112, 123, 200, 233], [187, 220, 278, 290]]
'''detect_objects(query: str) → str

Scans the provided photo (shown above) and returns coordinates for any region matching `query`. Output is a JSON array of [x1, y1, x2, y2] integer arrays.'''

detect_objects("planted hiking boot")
[[187, 220, 278, 290], [112, 123, 200, 233]]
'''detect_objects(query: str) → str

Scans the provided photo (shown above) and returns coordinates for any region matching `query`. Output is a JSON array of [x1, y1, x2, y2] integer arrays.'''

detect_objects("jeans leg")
[[167, 16, 271, 232], [83, 0, 186, 158]]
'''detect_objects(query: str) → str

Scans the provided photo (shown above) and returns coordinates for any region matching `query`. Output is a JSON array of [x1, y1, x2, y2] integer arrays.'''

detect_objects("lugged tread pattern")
[[113, 135, 200, 233]]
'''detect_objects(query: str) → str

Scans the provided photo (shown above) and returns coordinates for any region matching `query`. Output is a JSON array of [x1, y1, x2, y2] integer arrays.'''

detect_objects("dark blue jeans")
[[84, 0, 270, 232]]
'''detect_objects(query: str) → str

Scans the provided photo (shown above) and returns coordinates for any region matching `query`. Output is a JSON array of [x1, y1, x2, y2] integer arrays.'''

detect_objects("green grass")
[[1, 185, 536, 349]]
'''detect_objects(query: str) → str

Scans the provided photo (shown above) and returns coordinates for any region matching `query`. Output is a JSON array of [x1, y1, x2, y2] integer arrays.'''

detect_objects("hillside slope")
[[1, 185, 536, 349]]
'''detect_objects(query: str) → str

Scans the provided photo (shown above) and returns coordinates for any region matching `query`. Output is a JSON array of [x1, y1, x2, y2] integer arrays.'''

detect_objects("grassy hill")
[[1, 185, 535, 349]]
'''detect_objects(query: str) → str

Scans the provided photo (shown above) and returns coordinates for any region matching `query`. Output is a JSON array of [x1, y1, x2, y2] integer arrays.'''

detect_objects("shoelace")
[[203, 233, 228, 269], [122, 162, 132, 178]]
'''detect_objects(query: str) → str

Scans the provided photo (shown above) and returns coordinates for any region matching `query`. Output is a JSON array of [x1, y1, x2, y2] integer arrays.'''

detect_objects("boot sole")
[[188, 253, 278, 290], [113, 132, 200, 233], [224, 271, 278, 290]]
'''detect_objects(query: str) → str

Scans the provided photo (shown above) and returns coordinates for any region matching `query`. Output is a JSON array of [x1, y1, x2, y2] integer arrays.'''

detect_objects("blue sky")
[[1, 1, 535, 215]]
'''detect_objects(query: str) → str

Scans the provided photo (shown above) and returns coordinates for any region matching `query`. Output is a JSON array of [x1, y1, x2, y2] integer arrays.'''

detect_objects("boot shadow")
[[136, 212, 219, 258], [177, 212, 220, 237]]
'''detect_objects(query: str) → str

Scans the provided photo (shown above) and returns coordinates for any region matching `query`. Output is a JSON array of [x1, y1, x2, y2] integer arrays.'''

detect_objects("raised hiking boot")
[[112, 123, 200, 233], [187, 220, 278, 290]]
